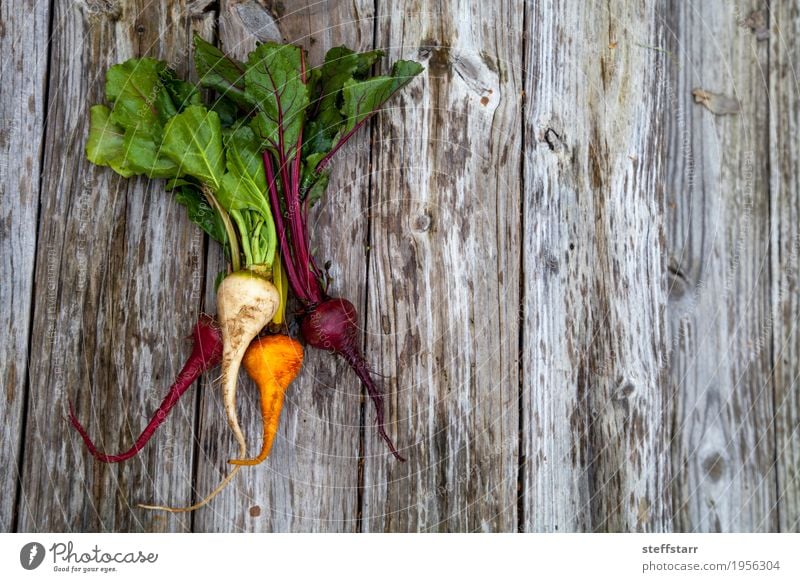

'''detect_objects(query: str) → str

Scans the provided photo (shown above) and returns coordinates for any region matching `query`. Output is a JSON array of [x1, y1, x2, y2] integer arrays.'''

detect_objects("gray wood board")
[[362, 0, 522, 532], [521, 1, 671, 532], [0, 0, 51, 531], [665, 0, 777, 532]]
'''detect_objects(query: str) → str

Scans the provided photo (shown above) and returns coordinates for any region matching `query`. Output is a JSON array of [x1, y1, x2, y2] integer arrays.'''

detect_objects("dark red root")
[[343, 350, 406, 462], [300, 297, 405, 462], [69, 314, 223, 463]]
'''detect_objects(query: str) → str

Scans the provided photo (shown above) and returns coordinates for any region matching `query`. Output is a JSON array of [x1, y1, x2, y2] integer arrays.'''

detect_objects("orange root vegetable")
[[230, 335, 304, 465], [139, 333, 303, 513]]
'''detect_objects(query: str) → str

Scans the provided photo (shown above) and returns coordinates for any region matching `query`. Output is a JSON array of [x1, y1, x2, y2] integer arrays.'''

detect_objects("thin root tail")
[[137, 466, 243, 513]]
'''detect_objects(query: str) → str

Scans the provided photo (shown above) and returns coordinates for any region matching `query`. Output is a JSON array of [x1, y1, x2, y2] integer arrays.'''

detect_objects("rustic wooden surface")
[[665, 0, 777, 533], [0, 0, 50, 532], [2, 0, 798, 532], [522, 0, 670, 533], [770, 0, 800, 532]]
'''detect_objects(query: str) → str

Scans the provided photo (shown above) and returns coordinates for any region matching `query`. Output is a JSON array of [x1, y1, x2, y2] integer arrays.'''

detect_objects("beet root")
[[301, 297, 405, 461], [69, 314, 223, 463]]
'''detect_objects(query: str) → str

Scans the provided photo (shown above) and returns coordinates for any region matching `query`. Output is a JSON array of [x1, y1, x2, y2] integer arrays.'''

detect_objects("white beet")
[[216, 270, 280, 458]]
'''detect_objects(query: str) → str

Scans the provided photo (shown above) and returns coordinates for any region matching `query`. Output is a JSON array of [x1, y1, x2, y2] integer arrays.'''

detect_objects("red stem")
[[292, 129, 319, 282], [69, 315, 223, 463], [314, 115, 373, 172], [263, 151, 308, 302]]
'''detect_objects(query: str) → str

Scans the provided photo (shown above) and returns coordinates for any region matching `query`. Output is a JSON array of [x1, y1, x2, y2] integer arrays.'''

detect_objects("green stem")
[[201, 184, 240, 272], [230, 209, 253, 268], [251, 221, 265, 264]]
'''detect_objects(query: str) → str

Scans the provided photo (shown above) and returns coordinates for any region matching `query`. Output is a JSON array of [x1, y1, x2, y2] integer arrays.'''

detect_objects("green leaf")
[[162, 105, 225, 189], [245, 43, 309, 158], [122, 126, 182, 178], [211, 96, 239, 127], [339, 60, 424, 136], [158, 66, 202, 112], [193, 34, 254, 109], [304, 169, 329, 206], [174, 184, 227, 244], [105, 58, 167, 132], [303, 47, 383, 157], [217, 126, 271, 216], [86, 105, 135, 177]]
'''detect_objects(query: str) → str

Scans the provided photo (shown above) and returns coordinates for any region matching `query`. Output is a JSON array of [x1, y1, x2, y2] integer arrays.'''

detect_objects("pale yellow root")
[[138, 272, 280, 514], [216, 270, 280, 459], [138, 466, 242, 513]]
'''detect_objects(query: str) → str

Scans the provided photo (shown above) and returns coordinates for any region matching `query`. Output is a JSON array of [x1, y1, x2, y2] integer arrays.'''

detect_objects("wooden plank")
[[770, 2, 800, 533], [362, 0, 522, 532], [0, 0, 51, 532], [521, 2, 670, 532], [665, 0, 776, 531], [190, 0, 374, 532], [17, 1, 213, 532]]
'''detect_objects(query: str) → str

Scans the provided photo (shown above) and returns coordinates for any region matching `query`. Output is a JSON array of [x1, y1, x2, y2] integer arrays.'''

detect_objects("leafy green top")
[[86, 35, 423, 291]]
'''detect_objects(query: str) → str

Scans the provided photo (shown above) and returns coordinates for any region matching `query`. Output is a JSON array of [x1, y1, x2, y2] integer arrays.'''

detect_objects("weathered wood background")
[[1, 0, 797, 532]]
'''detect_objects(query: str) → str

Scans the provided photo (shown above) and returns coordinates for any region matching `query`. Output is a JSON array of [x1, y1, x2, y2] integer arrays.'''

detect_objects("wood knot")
[[417, 38, 439, 60], [667, 259, 690, 301], [619, 383, 635, 398], [418, 38, 452, 77], [702, 453, 725, 483], [80, 0, 122, 20], [692, 89, 741, 116], [413, 212, 432, 233], [543, 127, 565, 153]]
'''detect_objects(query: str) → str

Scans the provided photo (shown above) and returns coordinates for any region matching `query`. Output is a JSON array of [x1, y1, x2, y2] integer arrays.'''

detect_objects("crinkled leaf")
[[105, 57, 199, 130], [304, 47, 383, 157], [193, 34, 254, 109], [159, 66, 202, 112], [339, 60, 424, 136], [86, 105, 135, 177], [304, 59, 423, 178], [162, 105, 225, 189], [245, 43, 309, 158], [174, 184, 227, 244], [105, 58, 168, 132]]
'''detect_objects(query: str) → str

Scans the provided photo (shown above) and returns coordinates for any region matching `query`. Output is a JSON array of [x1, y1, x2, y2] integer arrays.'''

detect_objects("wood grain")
[[770, 1, 800, 533], [0, 0, 51, 531], [362, 0, 522, 532], [665, 0, 776, 532], [190, 0, 375, 532], [521, 0, 671, 532], [3, 0, 799, 533], [16, 1, 210, 532]]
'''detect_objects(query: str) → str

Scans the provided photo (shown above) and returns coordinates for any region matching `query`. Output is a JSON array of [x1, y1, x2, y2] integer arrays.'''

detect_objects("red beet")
[[301, 298, 405, 461], [69, 314, 223, 463], [260, 49, 408, 461]]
